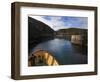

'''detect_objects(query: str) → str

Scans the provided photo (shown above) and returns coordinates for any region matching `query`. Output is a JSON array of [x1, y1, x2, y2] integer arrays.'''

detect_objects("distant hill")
[[56, 28, 87, 35], [28, 17, 55, 53]]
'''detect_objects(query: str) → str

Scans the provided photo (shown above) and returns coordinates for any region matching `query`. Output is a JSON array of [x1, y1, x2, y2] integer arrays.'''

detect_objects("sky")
[[29, 15, 88, 31]]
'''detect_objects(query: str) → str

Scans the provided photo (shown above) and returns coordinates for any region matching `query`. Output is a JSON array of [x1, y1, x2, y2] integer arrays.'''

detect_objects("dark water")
[[31, 38, 87, 65]]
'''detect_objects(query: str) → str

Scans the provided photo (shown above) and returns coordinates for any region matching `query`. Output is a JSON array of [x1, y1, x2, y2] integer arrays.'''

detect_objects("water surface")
[[30, 38, 87, 65]]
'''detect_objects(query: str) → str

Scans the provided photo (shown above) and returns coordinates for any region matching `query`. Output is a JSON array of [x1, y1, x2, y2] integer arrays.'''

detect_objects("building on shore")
[[71, 35, 82, 45], [55, 28, 87, 45]]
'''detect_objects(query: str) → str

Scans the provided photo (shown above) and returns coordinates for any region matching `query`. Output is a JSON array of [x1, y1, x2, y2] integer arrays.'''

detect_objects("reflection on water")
[[30, 38, 87, 65]]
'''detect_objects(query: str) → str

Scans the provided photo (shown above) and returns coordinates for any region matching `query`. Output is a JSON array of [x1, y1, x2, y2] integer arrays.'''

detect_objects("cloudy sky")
[[29, 15, 88, 31]]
